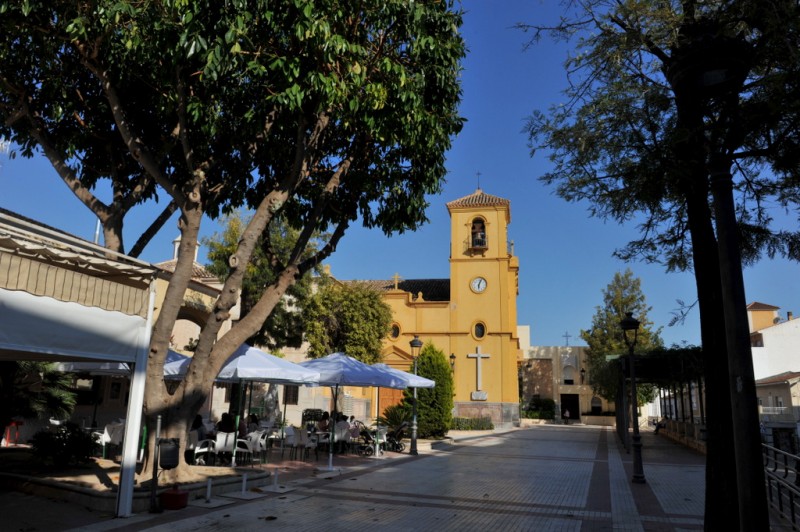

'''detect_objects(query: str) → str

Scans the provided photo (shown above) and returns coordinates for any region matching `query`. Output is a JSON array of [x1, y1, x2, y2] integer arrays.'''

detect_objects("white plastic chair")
[[288, 427, 305, 461], [335, 426, 351, 454], [281, 426, 296, 459], [214, 431, 236, 465], [256, 430, 270, 463], [296, 429, 317, 461], [235, 436, 254, 467], [193, 439, 214, 465]]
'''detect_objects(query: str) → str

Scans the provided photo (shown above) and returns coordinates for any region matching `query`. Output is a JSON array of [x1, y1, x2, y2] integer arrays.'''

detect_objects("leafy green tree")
[[580, 269, 662, 403], [0, 361, 76, 433], [204, 210, 322, 350], [402, 342, 453, 439], [302, 281, 392, 364], [0, 1, 465, 480], [518, 2, 800, 526]]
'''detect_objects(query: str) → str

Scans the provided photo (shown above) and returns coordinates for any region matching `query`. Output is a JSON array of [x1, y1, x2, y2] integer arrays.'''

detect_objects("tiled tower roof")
[[446, 188, 509, 209]]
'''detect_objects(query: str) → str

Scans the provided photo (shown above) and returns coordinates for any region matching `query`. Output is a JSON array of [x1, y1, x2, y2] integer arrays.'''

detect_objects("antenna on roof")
[[476, 171, 481, 190]]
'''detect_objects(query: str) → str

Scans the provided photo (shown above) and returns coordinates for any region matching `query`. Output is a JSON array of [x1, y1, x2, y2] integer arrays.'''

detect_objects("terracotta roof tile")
[[155, 258, 217, 281], [747, 302, 780, 310], [446, 188, 509, 209], [347, 278, 450, 302], [756, 371, 800, 385]]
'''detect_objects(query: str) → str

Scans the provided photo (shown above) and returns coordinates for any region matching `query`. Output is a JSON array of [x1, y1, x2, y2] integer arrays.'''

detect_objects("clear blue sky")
[[1, 1, 797, 348]]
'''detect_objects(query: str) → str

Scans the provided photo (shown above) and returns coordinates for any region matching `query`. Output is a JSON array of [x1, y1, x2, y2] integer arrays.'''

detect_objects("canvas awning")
[[0, 210, 156, 518]]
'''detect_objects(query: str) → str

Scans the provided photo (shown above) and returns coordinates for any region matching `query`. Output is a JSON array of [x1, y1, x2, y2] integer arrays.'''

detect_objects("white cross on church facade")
[[468, 346, 491, 401]]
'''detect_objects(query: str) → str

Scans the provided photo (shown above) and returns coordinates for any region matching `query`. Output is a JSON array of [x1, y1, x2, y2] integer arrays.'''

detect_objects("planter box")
[[519, 419, 550, 427], [581, 416, 616, 427], [160, 488, 188, 510]]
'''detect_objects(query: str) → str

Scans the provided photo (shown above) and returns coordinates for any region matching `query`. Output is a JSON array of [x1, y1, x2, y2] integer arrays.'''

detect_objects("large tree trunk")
[[139, 259, 298, 481], [709, 164, 769, 529], [685, 191, 740, 531]]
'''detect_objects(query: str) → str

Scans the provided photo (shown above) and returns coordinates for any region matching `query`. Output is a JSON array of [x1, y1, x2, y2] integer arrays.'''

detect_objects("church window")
[[470, 218, 487, 249], [390, 323, 400, 339], [473, 321, 486, 339]]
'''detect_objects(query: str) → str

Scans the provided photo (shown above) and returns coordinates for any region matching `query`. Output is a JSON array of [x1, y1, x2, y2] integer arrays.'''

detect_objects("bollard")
[[205, 478, 212, 503], [272, 467, 279, 488], [241, 473, 248, 494]]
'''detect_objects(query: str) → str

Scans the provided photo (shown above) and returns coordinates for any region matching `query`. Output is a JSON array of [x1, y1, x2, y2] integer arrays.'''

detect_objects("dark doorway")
[[561, 394, 580, 424]]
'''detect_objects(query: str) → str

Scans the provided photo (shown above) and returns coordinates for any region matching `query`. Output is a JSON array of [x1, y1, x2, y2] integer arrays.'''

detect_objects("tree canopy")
[[580, 269, 662, 402], [204, 210, 323, 350], [0, 1, 466, 479], [518, 1, 800, 527], [521, 1, 800, 271], [302, 280, 393, 364]]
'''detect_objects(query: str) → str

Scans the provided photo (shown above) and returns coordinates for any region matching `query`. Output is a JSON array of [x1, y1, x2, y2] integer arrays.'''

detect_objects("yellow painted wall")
[[750, 307, 779, 332], [380, 189, 520, 415]]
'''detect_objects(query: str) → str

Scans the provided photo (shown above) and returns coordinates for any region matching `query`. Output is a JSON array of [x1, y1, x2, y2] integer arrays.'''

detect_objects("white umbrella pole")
[[374, 387, 381, 457], [323, 384, 337, 471]]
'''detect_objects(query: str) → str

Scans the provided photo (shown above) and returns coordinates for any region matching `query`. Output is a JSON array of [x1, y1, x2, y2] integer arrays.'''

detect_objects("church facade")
[[359, 189, 521, 428]]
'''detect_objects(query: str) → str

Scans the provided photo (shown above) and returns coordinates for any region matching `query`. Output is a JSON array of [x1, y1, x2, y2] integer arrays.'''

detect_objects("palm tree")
[[0, 361, 76, 432]]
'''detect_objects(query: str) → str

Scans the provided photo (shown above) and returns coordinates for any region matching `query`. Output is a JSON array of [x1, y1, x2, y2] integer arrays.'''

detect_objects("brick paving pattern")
[[96, 425, 708, 532]]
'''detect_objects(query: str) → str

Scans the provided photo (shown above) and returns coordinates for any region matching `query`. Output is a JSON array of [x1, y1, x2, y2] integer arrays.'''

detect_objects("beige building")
[[519, 339, 612, 424], [756, 371, 800, 452]]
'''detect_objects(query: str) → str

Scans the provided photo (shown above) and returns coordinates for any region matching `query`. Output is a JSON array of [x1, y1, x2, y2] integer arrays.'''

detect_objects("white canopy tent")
[[165, 343, 321, 465], [372, 363, 436, 389], [299, 353, 410, 470], [0, 211, 156, 518], [164, 343, 319, 385], [55, 349, 189, 376]]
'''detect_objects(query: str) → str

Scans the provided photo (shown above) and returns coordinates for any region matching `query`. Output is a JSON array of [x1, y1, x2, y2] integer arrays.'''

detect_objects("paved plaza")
[[42, 424, 709, 531]]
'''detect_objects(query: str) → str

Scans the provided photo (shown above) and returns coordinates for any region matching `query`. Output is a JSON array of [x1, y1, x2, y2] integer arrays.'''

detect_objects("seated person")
[[216, 412, 236, 434], [191, 414, 207, 441], [316, 411, 330, 433], [246, 413, 260, 434], [335, 414, 352, 452]]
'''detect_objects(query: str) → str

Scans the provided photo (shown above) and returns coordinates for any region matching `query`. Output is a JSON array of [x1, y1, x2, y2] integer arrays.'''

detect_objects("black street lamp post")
[[409, 335, 423, 456], [621, 312, 645, 484]]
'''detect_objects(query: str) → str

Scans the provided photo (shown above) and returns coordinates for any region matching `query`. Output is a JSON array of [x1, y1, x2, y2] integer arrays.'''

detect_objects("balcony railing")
[[762, 444, 800, 528]]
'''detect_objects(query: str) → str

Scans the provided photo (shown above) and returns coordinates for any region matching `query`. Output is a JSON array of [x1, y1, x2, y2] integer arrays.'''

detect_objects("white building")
[[749, 302, 800, 380]]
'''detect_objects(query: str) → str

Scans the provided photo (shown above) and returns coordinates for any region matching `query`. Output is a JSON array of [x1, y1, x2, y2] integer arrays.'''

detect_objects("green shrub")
[[31, 422, 97, 466], [450, 416, 494, 430], [401, 343, 454, 439], [377, 403, 411, 432], [521, 397, 555, 419]]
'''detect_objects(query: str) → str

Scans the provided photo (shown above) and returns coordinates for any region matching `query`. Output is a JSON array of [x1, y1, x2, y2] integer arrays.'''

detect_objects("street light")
[[409, 335, 423, 456], [449, 353, 456, 371], [621, 312, 645, 484], [580, 367, 586, 385]]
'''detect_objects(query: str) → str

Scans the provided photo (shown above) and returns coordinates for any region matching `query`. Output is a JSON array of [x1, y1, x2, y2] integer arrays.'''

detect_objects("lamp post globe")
[[620, 312, 645, 484], [409, 335, 423, 456]]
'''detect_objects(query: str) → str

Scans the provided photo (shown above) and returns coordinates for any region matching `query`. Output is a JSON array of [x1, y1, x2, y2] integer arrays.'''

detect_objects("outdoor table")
[[97, 421, 125, 458]]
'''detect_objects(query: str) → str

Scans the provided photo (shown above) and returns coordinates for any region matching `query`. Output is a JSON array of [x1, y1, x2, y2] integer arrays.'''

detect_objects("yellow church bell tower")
[[446, 189, 520, 425], [378, 188, 521, 428]]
